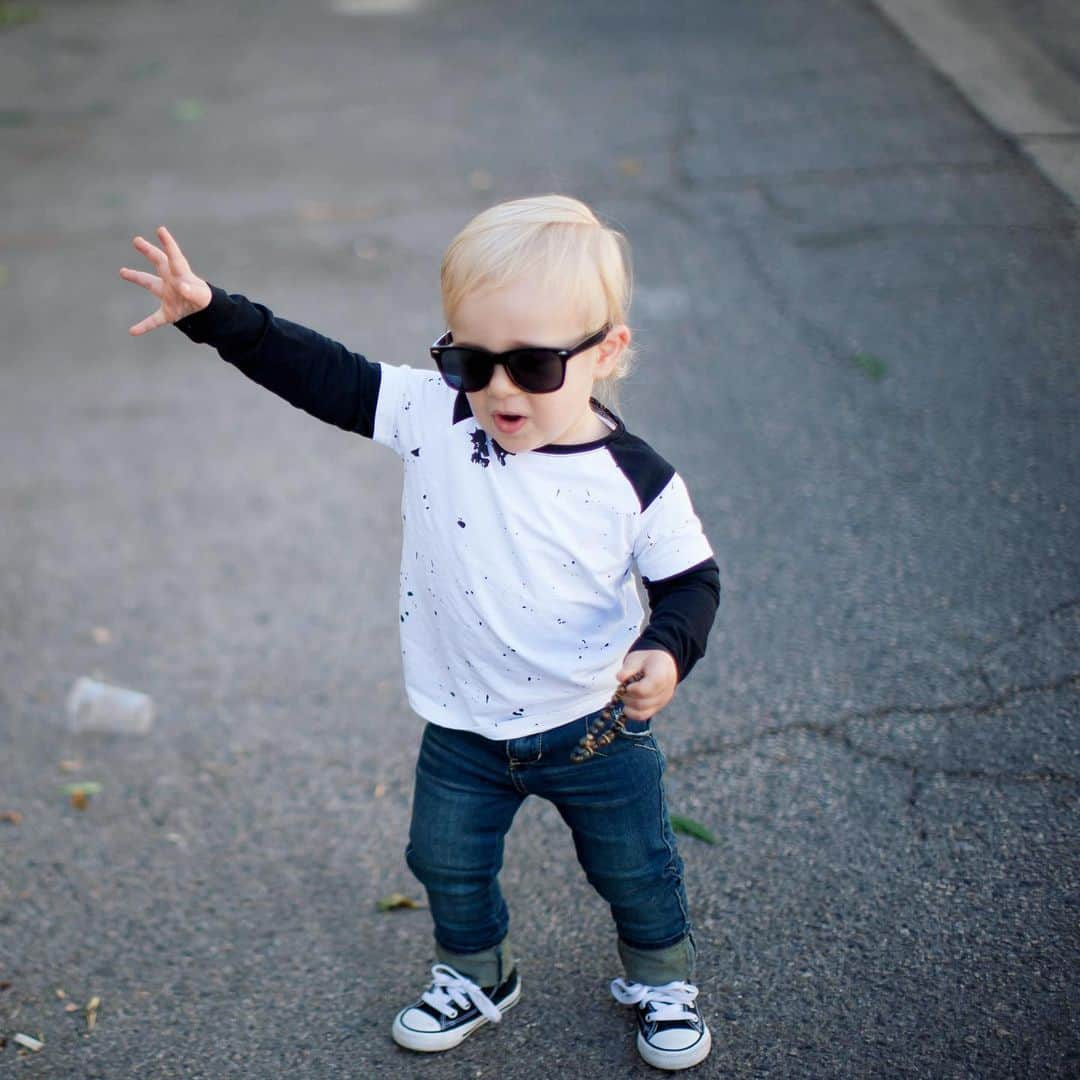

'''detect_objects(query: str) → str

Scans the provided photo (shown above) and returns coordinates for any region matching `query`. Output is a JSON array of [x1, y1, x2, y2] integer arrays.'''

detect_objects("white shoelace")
[[421, 964, 503, 1023], [610, 977, 700, 1024]]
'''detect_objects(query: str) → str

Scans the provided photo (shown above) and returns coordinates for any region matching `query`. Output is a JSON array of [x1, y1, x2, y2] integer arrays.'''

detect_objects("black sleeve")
[[174, 284, 382, 437], [630, 557, 720, 681]]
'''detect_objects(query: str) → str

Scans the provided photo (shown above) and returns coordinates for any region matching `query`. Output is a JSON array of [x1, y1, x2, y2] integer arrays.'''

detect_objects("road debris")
[[65, 676, 154, 735], [376, 893, 426, 911], [61, 781, 103, 810], [670, 813, 718, 845]]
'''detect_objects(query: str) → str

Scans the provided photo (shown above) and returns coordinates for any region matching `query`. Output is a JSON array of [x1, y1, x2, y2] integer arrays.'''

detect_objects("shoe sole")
[[391, 980, 522, 1053], [637, 1023, 712, 1071]]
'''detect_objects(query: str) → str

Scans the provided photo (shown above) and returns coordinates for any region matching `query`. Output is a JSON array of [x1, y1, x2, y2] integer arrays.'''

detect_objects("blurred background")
[[1, 0, 1077, 1075]]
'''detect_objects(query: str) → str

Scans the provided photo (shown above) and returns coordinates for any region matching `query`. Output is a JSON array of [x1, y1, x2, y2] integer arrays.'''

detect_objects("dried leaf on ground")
[[0, 810, 22, 824], [61, 781, 102, 796], [670, 813, 718, 845], [62, 780, 102, 810], [376, 892, 427, 912], [86, 995, 101, 1031], [58, 760, 82, 773]]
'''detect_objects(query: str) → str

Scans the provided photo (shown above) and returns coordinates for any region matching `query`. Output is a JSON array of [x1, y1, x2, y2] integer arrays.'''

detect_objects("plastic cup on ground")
[[64, 677, 155, 735]]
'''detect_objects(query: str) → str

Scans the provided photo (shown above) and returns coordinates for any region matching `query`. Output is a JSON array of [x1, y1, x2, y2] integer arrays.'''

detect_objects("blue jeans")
[[405, 711, 696, 988]]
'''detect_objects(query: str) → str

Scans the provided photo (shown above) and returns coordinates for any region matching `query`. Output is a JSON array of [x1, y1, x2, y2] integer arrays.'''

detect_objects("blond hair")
[[440, 195, 634, 398]]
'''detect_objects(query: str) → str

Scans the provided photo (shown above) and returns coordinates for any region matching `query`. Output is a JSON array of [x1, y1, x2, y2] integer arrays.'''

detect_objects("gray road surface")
[[1, 1, 1077, 1076]]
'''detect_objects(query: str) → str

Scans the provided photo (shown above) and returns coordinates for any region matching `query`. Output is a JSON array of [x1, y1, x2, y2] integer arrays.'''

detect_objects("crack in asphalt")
[[675, 156, 1052, 190], [668, 89, 696, 193], [667, 594, 1079, 788], [974, 596, 1080, 662], [727, 222, 852, 363], [667, 672, 1079, 786], [870, 595, 1079, 699]]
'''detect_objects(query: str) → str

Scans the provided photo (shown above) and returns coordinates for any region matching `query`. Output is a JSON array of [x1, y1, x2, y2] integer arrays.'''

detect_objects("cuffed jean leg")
[[434, 936, 516, 988], [540, 722, 695, 982], [405, 723, 525, 984], [618, 934, 697, 985]]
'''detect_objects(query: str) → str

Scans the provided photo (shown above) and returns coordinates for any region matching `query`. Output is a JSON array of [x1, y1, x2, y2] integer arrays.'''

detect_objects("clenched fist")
[[616, 649, 679, 721]]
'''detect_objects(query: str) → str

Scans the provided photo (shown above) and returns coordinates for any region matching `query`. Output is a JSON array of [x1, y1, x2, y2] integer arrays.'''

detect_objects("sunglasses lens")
[[505, 350, 565, 393], [437, 349, 493, 392]]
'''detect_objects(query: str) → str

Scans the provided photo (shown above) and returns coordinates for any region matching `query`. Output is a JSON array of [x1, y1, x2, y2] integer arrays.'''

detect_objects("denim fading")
[[404, 710, 696, 988]]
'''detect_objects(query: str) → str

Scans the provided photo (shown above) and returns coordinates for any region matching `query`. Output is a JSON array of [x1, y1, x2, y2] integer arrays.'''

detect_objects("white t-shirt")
[[373, 362, 714, 739]]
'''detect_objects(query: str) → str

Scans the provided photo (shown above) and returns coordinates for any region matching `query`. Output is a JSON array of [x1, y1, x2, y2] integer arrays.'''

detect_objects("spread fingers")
[[128, 308, 168, 337], [119, 267, 163, 295], [132, 234, 168, 272], [156, 225, 191, 273]]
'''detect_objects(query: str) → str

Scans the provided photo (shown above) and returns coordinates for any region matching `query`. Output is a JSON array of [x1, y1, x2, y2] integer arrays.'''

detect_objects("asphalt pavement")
[[1, 1, 1077, 1077]]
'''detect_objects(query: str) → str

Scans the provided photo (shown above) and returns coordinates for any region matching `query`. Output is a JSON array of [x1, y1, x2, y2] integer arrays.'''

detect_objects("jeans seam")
[[654, 748, 692, 935]]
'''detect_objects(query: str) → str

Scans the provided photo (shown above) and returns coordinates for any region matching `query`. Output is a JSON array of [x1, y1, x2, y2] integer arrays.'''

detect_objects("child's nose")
[[487, 362, 517, 396]]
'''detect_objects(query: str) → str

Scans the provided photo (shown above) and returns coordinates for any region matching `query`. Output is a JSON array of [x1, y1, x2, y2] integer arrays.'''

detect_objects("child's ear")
[[595, 325, 631, 377]]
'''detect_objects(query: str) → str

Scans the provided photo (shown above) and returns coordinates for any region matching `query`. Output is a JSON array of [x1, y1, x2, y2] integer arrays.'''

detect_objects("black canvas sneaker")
[[391, 963, 521, 1052], [611, 977, 712, 1071]]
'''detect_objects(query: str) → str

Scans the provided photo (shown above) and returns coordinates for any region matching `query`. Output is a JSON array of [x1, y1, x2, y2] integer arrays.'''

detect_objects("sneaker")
[[610, 977, 712, 1071], [391, 963, 521, 1052]]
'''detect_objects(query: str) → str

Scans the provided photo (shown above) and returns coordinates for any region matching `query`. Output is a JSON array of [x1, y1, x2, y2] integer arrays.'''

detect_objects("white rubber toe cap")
[[638, 1023, 712, 1071]]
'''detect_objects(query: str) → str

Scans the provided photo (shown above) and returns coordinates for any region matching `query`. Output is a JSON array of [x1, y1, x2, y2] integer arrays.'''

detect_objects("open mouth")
[[493, 411, 527, 434]]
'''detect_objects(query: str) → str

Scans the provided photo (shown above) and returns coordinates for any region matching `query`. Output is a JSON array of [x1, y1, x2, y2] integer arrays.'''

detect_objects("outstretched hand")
[[119, 225, 211, 336], [616, 649, 678, 721]]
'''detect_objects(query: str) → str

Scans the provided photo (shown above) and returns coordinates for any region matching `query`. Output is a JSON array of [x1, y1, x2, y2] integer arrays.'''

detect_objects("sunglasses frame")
[[430, 324, 612, 394]]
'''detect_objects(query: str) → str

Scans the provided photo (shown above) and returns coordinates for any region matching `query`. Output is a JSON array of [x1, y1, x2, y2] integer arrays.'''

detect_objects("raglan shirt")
[[176, 286, 720, 739]]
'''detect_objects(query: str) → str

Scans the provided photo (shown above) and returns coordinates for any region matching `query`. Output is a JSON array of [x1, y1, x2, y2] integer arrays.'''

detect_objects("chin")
[[491, 429, 542, 453]]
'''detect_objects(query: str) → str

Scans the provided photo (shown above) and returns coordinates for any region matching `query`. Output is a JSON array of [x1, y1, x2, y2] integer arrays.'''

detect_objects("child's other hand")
[[119, 225, 211, 336], [616, 649, 678, 721]]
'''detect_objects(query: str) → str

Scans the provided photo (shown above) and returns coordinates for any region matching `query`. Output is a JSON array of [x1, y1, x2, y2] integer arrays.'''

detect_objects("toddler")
[[120, 195, 720, 1071]]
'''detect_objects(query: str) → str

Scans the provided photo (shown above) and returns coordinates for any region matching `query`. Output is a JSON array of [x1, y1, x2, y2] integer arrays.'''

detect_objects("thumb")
[[616, 655, 644, 684]]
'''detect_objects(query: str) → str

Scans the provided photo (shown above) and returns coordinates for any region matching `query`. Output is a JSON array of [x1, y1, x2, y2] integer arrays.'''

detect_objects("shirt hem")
[[406, 686, 618, 740]]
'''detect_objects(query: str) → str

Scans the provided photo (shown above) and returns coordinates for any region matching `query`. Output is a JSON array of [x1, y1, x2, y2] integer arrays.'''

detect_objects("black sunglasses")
[[430, 324, 612, 394]]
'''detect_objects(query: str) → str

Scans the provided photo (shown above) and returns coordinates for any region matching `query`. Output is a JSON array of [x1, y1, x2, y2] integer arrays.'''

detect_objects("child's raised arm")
[[121, 225, 386, 439], [120, 225, 211, 335]]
